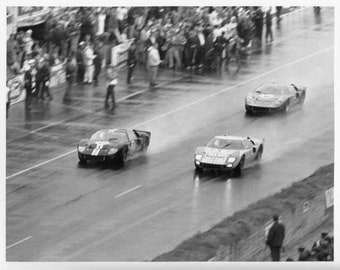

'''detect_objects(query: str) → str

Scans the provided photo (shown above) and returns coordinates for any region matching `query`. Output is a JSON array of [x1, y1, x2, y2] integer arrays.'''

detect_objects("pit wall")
[[212, 173, 333, 261], [153, 164, 333, 261]]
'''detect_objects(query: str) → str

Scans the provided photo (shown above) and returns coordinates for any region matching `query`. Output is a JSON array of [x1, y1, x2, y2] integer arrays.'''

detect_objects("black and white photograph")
[[2, 0, 338, 269]]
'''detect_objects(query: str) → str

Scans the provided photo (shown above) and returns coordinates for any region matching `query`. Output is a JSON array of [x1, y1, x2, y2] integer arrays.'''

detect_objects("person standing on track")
[[64, 53, 77, 102], [127, 39, 137, 84], [265, 7, 274, 43], [24, 60, 37, 112], [147, 43, 161, 87], [105, 65, 118, 109], [266, 214, 285, 261]]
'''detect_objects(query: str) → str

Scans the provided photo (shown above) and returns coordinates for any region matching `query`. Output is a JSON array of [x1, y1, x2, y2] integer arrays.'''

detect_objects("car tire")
[[283, 101, 290, 113], [234, 156, 245, 176], [300, 92, 306, 103], [78, 154, 87, 164], [142, 138, 149, 153], [119, 147, 128, 167], [256, 146, 263, 161], [195, 164, 203, 173]]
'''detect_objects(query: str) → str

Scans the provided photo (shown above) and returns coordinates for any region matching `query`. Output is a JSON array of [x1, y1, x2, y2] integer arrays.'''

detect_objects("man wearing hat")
[[24, 59, 37, 111], [265, 214, 285, 261]]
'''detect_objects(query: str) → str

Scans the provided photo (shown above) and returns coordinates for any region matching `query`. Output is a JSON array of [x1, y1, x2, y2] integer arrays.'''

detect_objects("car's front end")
[[194, 147, 241, 171], [77, 140, 121, 162], [245, 93, 288, 114]]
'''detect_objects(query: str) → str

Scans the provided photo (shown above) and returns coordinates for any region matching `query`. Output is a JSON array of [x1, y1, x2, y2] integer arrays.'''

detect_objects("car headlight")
[[108, 148, 118, 155], [195, 154, 203, 161], [274, 99, 284, 106], [246, 97, 253, 104], [78, 146, 85, 152], [227, 157, 237, 163]]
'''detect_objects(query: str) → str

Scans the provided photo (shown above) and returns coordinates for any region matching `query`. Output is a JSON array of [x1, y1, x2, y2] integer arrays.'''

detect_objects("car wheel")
[[245, 109, 253, 115], [300, 92, 306, 103], [120, 147, 128, 167], [234, 156, 245, 176], [283, 101, 290, 113], [195, 164, 203, 172], [256, 146, 263, 161], [78, 154, 87, 164], [142, 138, 149, 153]]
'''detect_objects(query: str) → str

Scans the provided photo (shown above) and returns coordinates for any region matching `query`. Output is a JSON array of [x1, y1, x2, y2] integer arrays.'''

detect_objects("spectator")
[[147, 43, 161, 86], [195, 24, 206, 70], [23, 30, 34, 58], [252, 7, 264, 43], [83, 42, 96, 84], [127, 39, 137, 84], [312, 232, 329, 250], [93, 40, 104, 86], [24, 60, 37, 112], [276, 6, 283, 22], [64, 53, 77, 101], [297, 246, 312, 261], [36, 57, 51, 100], [7, 34, 19, 67], [265, 214, 285, 261], [107, 8, 122, 45], [105, 65, 118, 109], [265, 7, 274, 42], [76, 42, 85, 85]]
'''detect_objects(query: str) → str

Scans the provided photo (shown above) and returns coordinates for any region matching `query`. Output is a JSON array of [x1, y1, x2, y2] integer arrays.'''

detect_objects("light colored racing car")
[[245, 83, 306, 114], [194, 135, 264, 175]]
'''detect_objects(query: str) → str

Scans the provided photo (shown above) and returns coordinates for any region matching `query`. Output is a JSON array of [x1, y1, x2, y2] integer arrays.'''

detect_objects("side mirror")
[[252, 147, 256, 153]]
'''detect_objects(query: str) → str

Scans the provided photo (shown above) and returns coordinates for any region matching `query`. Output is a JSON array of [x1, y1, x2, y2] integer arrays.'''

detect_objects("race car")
[[245, 83, 306, 114], [194, 135, 264, 175], [77, 128, 151, 166]]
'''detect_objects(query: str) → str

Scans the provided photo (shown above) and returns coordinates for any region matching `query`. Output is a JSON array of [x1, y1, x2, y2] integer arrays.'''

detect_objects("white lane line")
[[31, 121, 65, 133], [6, 46, 333, 180], [6, 150, 76, 180], [115, 185, 141, 198], [6, 236, 32, 249]]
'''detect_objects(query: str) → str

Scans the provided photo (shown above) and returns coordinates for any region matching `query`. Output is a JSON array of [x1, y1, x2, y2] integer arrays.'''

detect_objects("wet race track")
[[6, 8, 334, 261]]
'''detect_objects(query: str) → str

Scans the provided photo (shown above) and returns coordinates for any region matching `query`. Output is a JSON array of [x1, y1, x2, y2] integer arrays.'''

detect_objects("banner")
[[7, 73, 26, 105], [17, 7, 44, 16]]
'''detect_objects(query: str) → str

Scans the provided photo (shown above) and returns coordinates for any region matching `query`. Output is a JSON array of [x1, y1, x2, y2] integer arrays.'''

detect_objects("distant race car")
[[245, 83, 306, 114], [194, 135, 264, 175], [77, 128, 151, 166]]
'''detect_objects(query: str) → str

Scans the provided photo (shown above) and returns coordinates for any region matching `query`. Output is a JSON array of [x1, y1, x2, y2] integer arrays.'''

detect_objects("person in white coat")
[[83, 43, 96, 84], [147, 43, 161, 87]]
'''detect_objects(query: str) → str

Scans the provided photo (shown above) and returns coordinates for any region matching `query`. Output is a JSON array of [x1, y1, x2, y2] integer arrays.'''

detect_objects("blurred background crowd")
[[7, 6, 283, 76]]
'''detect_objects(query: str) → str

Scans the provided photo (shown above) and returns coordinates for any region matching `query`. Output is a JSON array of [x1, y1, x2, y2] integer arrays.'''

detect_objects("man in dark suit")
[[24, 60, 37, 111], [266, 214, 285, 261]]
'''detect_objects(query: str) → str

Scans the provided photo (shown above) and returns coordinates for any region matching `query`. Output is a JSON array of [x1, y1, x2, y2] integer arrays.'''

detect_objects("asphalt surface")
[[6, 7, 334, 261]]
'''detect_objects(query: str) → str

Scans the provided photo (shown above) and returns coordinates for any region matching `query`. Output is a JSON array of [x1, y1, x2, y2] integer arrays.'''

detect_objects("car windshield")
[[206, 138, 245, 150], [90, 130, 128, 142], [256, 85, 289, 95]]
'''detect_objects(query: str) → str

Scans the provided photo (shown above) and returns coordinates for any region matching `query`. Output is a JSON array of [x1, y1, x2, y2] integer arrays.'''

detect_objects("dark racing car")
[[77, 128, 151, 166], [245, 83, 306, 114]]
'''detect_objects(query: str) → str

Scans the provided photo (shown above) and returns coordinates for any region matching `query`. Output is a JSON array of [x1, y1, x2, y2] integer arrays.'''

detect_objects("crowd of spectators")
[[7, 6, 281, 79], [286, 232, 334, 261]]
